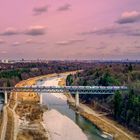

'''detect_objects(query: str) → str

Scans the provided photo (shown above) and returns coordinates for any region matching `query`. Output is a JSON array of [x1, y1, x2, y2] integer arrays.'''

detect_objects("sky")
[[0, 0, 140, 60]]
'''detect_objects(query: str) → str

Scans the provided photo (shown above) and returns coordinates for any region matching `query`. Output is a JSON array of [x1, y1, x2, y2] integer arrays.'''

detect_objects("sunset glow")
[[0, 0, 140, 60]]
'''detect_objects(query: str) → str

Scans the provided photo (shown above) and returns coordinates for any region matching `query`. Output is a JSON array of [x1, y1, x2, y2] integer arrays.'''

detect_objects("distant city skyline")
[[0, 0, 140, 60]]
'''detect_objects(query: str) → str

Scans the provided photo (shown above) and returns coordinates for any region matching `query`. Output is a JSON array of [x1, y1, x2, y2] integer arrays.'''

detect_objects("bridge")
[[0, 86, 128, 107]]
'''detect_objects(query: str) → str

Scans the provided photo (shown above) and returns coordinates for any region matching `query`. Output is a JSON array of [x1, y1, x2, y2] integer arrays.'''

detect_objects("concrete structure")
[[75, 93, 80, 107], [1, 59, 9, 64], [0, 86, 128, 107], [4, 91, 8, 104], [40, 93, 43, 105]]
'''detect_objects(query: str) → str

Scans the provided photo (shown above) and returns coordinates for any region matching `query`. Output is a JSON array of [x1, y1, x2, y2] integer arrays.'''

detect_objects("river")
[[0, 74, 112, 140], [37, 74, 112, 140], [0, 93, 4, 111]]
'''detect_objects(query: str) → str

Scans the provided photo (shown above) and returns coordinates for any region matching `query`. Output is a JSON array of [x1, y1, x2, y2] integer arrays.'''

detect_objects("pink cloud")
[[24, 26, 47, 36], [116, 11, 140, 24]]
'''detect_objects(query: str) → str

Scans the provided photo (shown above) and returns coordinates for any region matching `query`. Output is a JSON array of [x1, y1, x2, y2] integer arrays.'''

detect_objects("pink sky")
[[0, 0, 140, 60]]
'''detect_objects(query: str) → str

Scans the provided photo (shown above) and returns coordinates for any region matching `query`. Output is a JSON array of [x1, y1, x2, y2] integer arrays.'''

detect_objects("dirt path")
[[68, 95, 137, 140], [1, 71, 136, 140], [8, 105, 18, 140], [80, 104, 135, 140], [0, 105, 8, 140]]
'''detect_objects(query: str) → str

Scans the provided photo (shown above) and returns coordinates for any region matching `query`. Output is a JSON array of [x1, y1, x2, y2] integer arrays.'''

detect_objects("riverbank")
[[1, 71, 138, 140], [64, 85, 138, 140], [36, 72, 137, 140], [57, 76, 138, 140], [2, 70, 83, 140], [7, 73, 51, 140]]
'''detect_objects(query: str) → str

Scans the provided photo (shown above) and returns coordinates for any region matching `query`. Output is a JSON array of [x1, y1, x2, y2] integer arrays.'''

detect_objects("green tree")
[[128, 63, 133, 72], [7, 80, 11, 87], [66, 74, 73, 85], [114, 91, 122, 119]]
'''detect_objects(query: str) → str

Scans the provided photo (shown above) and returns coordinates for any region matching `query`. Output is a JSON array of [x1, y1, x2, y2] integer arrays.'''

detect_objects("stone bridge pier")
[[4, 91, 8, 104], [39, 91, 80, 108], [75, 92, 79, 107], [40, 93, 43, 104]]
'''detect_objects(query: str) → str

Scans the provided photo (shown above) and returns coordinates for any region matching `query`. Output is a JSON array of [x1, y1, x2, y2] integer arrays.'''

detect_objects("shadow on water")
[[0, 93, 4, 111], [75, 113, 112, 140]]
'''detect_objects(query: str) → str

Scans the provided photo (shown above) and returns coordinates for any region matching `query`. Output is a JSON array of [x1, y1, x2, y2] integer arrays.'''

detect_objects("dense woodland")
[[66, 63, 140, 134], [0, 61, 95, 87], [0, 61, 140, 134]]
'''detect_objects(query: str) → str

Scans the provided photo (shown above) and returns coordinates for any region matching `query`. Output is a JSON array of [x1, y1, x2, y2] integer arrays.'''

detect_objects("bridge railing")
[[0, 86, 128, 94]]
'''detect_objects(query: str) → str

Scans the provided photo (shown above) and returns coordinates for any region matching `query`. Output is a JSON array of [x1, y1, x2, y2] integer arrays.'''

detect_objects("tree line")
[[66, 63, 140, 134]]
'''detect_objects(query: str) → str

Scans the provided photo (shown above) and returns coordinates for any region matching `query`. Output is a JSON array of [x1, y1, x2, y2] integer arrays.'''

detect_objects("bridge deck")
[[0, 86, 128, 94]]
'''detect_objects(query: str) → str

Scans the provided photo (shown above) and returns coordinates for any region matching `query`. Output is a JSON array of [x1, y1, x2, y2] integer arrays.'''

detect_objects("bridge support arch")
[[4, 91, 8, 104], [75, 92, 79, 107]]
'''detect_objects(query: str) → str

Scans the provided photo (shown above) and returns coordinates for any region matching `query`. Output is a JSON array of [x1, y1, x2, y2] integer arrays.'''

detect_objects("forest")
[[0, 61, 139, 133], [66, 63, 140, 134], [0, 61, 95, 87]]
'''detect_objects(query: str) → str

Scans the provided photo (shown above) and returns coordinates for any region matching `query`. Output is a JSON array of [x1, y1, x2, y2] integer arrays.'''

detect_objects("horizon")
[[0, 58, 140, 61], [0, 0, 140, 59]]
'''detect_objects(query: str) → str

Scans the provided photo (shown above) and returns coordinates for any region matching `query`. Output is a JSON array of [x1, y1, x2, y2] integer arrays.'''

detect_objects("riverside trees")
[[66, 63, 140, 134]]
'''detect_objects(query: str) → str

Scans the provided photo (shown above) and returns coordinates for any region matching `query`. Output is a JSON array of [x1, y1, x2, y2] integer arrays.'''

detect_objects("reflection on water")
[[37, 78, 112, 140], [75, 113, 112, 140]]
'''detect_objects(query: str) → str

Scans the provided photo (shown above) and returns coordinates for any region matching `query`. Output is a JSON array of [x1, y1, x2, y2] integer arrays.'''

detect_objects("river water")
[[0, 93, 4, 111], [0, 75, 112, 140], [37, 75, 112, 140]]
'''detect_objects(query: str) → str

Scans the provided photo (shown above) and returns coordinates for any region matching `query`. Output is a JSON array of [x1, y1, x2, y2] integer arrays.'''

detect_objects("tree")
[[114, 91, 122, 119], [128, 63, 133, 72], [7, 80, 11, 87], [66, 74, 73, 85]]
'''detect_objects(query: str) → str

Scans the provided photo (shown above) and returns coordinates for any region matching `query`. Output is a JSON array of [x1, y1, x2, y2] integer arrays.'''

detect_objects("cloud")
[[25, 39, 35, 44], [12, 42, 21, 46], [80, 26, 126, 35], [33, 5, 49, 16], [0, 39, 5, 44], [113, 47, 121, 53], [116, 11, 140, 24], [1, 27, 19, 36], [25, 39, 46, 44], [57, 4, 71, 11], [80, 25, 140, 37], [96, 42, 108, 50], [0, 26, 46, 36], [135, 46, 140, 49], [56, 39, 85, 46], [96, 46, 107, 50], [127, 29, 140, 36], [24, 26, 46, 36], [1, 51, 7, 54]]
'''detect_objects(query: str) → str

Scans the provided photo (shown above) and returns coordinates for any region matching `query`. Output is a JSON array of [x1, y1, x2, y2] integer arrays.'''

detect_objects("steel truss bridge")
[[0, 86, 127, 94], [0, 86, 128, 106]]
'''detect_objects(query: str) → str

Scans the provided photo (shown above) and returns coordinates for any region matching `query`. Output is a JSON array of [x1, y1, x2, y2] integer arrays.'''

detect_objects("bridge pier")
[[4, 91, 8, 104], [75, 92, 79, 107], [40, 93, 43, 105]]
